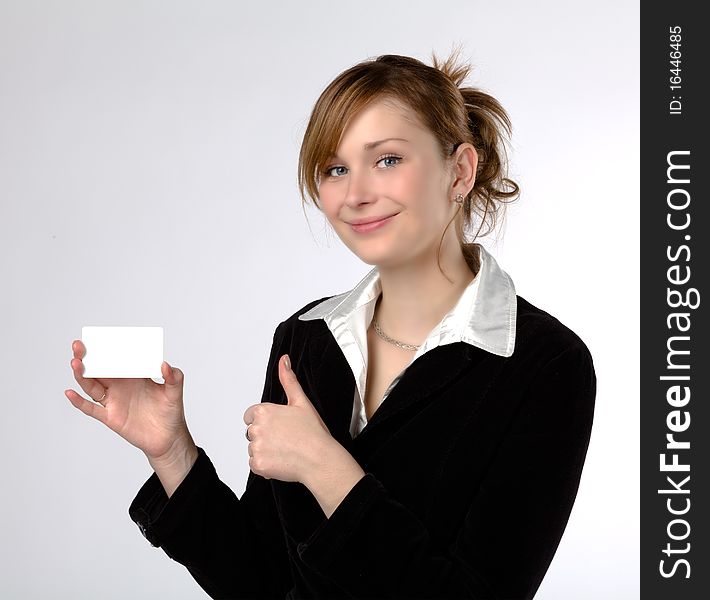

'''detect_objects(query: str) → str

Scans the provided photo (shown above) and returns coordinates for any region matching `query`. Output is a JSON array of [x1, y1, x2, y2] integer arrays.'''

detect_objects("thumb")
[[162, 361, 184, 387], [280, 354, 309, 406]]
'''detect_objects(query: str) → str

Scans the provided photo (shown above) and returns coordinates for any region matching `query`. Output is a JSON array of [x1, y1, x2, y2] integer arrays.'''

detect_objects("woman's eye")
[[376, 155, 402, 168], [323, 155, 402, 178], [324, 165, 347, 178]]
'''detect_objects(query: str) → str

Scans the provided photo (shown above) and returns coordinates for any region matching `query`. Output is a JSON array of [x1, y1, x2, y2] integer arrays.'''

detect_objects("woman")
[[66, 51, 596, 599]]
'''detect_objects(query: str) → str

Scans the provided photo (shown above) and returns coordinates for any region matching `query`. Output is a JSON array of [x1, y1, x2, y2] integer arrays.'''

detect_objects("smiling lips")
[[349, 213, 399, 233]]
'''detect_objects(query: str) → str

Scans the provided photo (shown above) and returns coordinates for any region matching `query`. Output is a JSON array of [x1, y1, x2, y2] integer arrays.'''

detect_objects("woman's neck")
[[373, 243, 478, 347]]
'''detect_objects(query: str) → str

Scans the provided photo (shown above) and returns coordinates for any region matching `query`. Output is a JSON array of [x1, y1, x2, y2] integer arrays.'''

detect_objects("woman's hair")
[[298, 46, 520, 278]]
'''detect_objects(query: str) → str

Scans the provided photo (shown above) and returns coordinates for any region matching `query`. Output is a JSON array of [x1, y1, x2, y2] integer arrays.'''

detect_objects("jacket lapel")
[[304, 325, 357, 447], [305, 323, 477, 451], [352, 343, 475, 447]]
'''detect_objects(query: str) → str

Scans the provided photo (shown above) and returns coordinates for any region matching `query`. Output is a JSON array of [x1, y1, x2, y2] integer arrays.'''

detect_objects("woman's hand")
[[244, 354, 366, 517], [243, 354, 339, 484], [65, 340, 194, 463]]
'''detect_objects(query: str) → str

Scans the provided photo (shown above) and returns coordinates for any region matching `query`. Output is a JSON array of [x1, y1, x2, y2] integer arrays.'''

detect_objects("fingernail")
[[284, 355, 291, 371]]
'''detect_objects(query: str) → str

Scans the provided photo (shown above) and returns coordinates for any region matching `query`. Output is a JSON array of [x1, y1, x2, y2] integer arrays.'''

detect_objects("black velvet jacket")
[[129, 293, 596, 600]]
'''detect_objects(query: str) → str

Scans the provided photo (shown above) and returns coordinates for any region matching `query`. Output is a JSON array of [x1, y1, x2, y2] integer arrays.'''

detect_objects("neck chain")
[[371, 298, 420, 351]]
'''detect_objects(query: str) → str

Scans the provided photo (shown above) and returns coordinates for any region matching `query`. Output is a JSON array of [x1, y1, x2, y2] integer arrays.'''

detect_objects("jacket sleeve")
[[128, 322, 293, 600], [295, 340, 597, 600]]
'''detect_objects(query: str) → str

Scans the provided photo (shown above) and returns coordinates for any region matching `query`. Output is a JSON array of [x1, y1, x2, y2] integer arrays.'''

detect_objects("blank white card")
[[81, 326, 164, 379]]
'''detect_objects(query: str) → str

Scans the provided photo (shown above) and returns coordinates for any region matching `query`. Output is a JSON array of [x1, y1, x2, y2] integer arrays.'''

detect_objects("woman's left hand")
[[243, 354, 337, 484]]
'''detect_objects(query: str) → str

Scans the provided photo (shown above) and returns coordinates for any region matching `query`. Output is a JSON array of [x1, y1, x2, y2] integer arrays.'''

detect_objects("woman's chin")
[[341, 242, 387, 266], [337, 229, 408, 267], [350, 245, 404, 268]]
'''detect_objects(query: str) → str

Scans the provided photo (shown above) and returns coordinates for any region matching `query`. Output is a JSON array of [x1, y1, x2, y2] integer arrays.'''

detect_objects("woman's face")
[[317, 98, 459, 268]]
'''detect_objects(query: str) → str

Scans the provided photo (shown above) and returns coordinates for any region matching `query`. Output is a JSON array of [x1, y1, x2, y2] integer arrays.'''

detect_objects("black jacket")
[[129, 293, 596, 600]]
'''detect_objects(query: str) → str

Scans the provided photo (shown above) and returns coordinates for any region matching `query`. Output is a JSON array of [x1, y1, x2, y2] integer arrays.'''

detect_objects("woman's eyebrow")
[[363, 137, 410, 150], [329, 138, 410, 161]]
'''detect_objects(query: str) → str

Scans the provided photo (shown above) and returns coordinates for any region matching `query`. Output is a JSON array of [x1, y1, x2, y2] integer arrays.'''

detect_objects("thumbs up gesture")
[[243, 354, 337, 484]]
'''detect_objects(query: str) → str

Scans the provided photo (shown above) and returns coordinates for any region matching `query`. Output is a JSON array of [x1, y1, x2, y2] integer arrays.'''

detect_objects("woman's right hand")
[[65, 340, 194, 464]]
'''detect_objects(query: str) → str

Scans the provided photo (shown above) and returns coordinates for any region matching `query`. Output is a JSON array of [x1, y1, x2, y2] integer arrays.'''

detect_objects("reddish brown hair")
[[298, 47, 520, 275]]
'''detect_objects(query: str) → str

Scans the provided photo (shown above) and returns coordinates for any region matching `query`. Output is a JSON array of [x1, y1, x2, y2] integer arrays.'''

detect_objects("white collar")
[[298, 244, 517, 406]]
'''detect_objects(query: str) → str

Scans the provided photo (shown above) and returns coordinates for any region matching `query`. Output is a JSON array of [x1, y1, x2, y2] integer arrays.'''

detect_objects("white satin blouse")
[[298, 244, 517, 438]]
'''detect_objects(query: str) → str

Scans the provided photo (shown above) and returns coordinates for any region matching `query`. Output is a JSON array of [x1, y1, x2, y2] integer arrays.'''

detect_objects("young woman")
[[67, 50, 596, 599]]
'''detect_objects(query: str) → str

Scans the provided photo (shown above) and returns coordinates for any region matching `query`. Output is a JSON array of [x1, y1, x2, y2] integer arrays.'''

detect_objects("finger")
[[72, 340, 86, 359], [65, 388, 108, 424], [279, 354, 306, 405], [243, 404, 259, 426], [279, 354, 292, 387], [72, 341, 114, 389], [162, 361, 183, 387], [70, 356, 107, 402]]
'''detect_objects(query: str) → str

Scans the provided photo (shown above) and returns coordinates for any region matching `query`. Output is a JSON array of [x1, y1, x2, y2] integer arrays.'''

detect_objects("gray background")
[[0, 1, 639, 598]]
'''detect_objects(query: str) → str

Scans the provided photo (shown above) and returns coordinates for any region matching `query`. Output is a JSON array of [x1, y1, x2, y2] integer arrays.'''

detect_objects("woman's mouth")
[[349, 213, 398, 233]]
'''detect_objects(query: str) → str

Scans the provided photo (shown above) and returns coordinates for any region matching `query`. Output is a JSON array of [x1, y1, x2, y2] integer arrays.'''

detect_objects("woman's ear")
[[452, 143, 478, 195]]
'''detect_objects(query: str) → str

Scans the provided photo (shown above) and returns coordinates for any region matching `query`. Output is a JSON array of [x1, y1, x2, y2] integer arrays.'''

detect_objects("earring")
[[453, 193, 464, 204]]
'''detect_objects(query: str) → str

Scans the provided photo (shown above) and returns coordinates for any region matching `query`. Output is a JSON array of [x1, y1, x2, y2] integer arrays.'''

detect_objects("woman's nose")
[[343, 168, 377, 207]]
